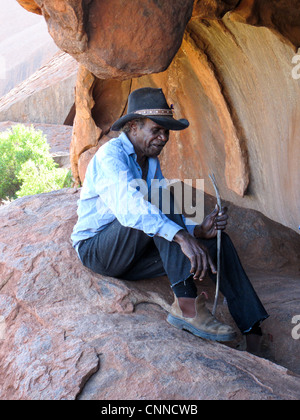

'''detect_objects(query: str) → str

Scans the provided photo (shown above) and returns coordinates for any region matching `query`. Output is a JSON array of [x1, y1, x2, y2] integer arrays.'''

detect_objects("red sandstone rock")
[[0, 2, 58, 98], [70, 65, 101, 185], [133, 16, 300, 233], [230, 0, 300, 47], [15, 1, 300, 232], [9, 7, 299, 233], [70, 13, 300, 231], [16, 0, 42, 15], [0, 189, 299, 400], [17, 0, 300, 50], [192, 0, 240, 19], [18, 0, 194, 80], [0, 52, 78, 125], [192, 0, 300, 47]]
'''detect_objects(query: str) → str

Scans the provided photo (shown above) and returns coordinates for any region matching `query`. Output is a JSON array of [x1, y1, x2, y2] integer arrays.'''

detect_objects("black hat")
[[111, 87, 189, 131]]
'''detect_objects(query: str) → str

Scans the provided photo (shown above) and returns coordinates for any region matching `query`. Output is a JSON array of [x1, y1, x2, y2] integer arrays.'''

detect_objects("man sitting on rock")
[[71, 87, 268, 349]]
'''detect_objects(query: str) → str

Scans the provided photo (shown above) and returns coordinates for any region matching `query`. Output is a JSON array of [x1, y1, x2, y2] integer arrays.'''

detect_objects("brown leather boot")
[[167, 295, 236, 342]]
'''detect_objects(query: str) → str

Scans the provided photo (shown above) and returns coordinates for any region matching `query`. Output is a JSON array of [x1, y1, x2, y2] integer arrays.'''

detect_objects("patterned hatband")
[[134, 109, 174, 117]]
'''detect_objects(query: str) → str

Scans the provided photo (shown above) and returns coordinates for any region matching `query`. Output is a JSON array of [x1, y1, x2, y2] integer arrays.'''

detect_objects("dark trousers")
[[78, 202, 269, 334]]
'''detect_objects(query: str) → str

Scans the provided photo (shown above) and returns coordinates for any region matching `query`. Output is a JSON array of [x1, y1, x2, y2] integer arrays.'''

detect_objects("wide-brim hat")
[[111, 87, 189, 131]]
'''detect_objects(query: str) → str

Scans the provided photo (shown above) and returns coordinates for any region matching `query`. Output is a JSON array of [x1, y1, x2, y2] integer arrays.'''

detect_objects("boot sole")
[[167, 314, 237, 342]]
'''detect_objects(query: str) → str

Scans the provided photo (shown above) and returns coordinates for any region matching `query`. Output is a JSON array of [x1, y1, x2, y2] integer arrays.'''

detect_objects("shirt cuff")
[[157, 220, 183, 242]]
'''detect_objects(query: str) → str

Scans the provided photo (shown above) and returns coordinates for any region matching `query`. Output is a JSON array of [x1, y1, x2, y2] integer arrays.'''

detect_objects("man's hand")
[[194, 205, 228, 240], [173, 230, 217, 281]]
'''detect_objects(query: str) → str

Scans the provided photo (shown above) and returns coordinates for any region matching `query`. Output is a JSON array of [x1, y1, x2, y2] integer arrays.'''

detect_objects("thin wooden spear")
[[209, 173, 222, 317]]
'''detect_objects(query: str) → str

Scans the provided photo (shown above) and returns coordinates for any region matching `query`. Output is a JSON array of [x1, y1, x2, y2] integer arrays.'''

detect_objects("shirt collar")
[[120, 132, 136, 157]]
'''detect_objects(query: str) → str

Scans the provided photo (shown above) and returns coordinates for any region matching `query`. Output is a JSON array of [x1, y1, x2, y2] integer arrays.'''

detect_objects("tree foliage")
[[0, 125, 72, 200]]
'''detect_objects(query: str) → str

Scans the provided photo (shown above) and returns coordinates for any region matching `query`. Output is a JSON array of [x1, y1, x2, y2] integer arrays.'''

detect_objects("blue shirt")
[[71, 132, 196, 251]]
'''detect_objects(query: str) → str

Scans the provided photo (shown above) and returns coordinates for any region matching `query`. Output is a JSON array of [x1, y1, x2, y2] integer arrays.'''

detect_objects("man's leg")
[[149, 188, 236, 342], [198, 233, 269, 334], [152, 188, 268, 335], [78, 198, 200, 311], [78, 219, 166, 280]]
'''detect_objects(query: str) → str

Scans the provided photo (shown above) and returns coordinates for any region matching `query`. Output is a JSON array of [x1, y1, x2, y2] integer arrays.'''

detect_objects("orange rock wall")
[[16, 0, 42, 15], [133, 17, 300, 233], [229, 0, 300, 48], [17, 0, 194, 79], [16, 0, 300, 233], [72, 16, 300, 233]]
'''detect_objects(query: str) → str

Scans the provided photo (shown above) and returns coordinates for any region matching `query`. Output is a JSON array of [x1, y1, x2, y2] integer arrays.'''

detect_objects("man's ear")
[[129, 120, 138, 135]]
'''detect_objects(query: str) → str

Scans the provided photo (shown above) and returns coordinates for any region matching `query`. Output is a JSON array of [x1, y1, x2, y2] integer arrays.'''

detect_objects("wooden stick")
[[209, 174, 222, 316]]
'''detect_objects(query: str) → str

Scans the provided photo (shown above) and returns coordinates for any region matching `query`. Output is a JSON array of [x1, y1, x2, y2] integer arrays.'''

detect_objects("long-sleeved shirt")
[[71, 132, 197, 252]]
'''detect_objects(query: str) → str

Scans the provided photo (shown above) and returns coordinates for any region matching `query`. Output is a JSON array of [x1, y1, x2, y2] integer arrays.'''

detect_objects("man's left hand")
[[194, 205, 228, 240]]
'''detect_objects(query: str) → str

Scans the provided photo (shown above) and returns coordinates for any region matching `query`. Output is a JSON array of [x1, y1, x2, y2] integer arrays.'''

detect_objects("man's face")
[[129, 119, 170, 158]]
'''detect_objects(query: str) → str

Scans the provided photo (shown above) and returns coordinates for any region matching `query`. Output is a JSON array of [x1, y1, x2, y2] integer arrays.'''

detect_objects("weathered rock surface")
[[0, 1, 58, 98], [17, 0, 300, 73], [0, 189, 299, 400], [14, 1, 300, 233], [6, 2, 300, 398], [0, 51, 78, 125], [17, 0, 195, 80], [16, 0, 42, 15], [229, 0, 300, 48], [72, 15, 299, 233], [133, 16, 300, 233], [192, 0, 240, 19], [191, 0, 300, 47]]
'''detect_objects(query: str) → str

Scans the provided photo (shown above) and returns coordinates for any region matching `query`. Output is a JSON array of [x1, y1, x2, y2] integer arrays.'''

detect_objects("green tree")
[[0, 124, 72, 200]]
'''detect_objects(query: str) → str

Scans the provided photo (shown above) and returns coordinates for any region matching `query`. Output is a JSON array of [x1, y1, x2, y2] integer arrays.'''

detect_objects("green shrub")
[[16, 160, 73, 198], [0, 124, 72, 200]]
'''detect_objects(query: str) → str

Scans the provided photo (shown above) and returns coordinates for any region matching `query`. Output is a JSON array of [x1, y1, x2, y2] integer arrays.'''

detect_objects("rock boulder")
[[0, 1, 58, 98], [17, 0, 195, 80], [0, 52, 78, 125]]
